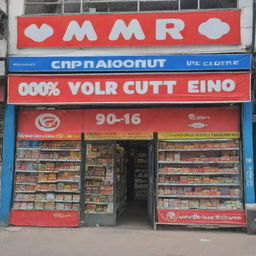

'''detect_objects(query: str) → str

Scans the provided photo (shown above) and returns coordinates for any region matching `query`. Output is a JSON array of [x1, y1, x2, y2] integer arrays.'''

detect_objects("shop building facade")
[[2, 0, 256, 230], [0, 0, 9, 226]]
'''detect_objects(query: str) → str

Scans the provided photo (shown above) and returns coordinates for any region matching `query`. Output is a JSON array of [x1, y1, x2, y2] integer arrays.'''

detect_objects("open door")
[[147, 139, 156, 228]]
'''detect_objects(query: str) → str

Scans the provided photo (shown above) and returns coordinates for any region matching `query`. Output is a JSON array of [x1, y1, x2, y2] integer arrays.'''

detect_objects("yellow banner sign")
[[85, 132, 153, 140], [158, 132, 240, 140]]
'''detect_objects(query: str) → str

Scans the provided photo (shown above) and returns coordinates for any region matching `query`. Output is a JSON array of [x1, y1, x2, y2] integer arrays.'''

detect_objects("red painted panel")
[[10, 210, 79, 227], [17, 11, 240, 48], [83, 107, 240, 133], [17, 109, 83, 140], [8, 73, 250, 104], [16, 107, 239, 139], [157, 209, 246, 226]]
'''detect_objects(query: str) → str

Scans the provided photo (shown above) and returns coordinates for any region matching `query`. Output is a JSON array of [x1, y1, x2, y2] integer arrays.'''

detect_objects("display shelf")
[[16, 170, 38, 173], [16, 182, 37, 185], [15, 191, 36, 193], [17, 148, 40, 151], [40, 149, 80, 152], [37, 181, 58, 183], [38, 159, 81, 162], [134, 149, 148, 200], [158, 195, 240, 199], [58, 169, 80, 172], [84, 212, 111, 214], [55, 200, 79, 203], [16, 159, 38, 162], [83, 143, 116, 224], [84, 193, 113, 196], [14, 140, 82, 216], [158, 148, 240, 152], [37, 171, 59, 173], [158, 183, 240, 186], [159, 161, 239, 164], [58, 180, 79, 183], [85, 202, 110, 205], [158, 172, 239, 176], [12, 208, 78, 211], [85, 176, 105, 179], [156, 139, 243, 219]]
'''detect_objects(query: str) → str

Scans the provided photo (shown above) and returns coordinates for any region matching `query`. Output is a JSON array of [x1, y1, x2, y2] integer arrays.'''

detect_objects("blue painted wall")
[[243, 101, 256, 204], [0, 104, 16, 225]]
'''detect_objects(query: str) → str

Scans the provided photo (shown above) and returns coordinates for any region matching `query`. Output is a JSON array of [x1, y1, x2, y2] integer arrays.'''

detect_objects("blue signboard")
[[9, 54, 251, 72]]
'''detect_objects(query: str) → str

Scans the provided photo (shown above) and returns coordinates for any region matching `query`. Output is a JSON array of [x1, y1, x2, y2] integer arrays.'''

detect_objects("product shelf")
[[57, 180, 80, 183], [16, 159, 38, 162], [15, 199, 80, 203], [15, 191, 36, 193], [12, 208, 79, 211], [40, 148, 80, 152], [17, 148, 40, 151], [38, 159, 81, 162], [16, 170, 38, 173], [158, 148, 240, 152], [14, 140, 82, 218], [58, 169, 80, 172], [156, 139, 243, 219], [158, 161, 239, 164], [84, 193, 113, 196], [158, 172, 239, 176], [158, 195, 240, 199], [37, 181, 58, 184], [16, 182, 37, 185], [85, 202, 111, 205], [158, 183, 240, 186]]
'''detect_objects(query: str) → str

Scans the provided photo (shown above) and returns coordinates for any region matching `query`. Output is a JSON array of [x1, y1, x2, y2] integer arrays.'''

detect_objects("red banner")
[[17, 11, 240, 48], [17, 107, 240, 140], [157, 209, 246, 226], [10, 210, 79, 227], [17, 109, 84, 140], [8, 73, 250, 104]]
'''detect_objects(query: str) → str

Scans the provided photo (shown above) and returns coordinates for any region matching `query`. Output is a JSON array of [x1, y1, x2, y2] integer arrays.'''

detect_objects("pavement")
[[0, 225, 255, 256]]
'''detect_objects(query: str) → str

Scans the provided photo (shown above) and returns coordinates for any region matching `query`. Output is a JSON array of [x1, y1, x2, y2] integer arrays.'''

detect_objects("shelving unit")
[[13, 140, 81, 212], [134, 151, 148, 200], [84, 142, 115, 226], [156, 139, 243, 224], [116, 144, 126, 215]]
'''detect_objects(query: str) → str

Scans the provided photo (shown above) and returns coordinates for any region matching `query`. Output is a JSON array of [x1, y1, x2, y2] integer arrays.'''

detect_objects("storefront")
[[7, 69, 252, 228], [5, 6, 256, 229]]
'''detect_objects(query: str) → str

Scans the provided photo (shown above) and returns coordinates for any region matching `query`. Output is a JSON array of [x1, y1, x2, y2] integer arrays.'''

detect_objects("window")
[[24, 0, 238, 15]]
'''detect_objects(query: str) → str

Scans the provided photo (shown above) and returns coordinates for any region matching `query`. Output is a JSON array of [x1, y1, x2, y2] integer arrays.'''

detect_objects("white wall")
[[0, 0, 7, 14], [8, 0, 254, 57]]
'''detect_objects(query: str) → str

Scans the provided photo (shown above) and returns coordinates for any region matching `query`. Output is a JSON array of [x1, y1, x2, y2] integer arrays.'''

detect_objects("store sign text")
[[17, 107, 240, 140], [9, 54, 251, 72], [158, 209, 246, 226], [17, 11, 240, 48], [96, 113, 141, 125], [8, 73, 251, 104]]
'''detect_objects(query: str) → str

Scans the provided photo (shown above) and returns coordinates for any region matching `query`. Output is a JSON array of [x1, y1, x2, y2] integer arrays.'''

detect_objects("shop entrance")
[[82, 140, 155, 227]]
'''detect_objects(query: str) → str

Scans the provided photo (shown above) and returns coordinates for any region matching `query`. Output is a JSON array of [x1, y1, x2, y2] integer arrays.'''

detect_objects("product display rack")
[[83, 142, 116, 226], [155, 138, 244, 227], [134, 151, 148, 200], [13, 140, 81, 212], [116, 144, 126, 215]]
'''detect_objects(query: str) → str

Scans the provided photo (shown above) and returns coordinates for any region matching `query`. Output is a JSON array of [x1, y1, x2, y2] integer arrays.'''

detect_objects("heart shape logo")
[[24, 24, 54, 42]]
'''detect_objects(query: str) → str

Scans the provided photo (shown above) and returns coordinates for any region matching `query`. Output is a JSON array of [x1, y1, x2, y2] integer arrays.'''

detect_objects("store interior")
[[116, 141, 150, 228]]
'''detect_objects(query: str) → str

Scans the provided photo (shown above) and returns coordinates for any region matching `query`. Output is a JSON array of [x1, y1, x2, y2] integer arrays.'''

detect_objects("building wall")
[[8, 0, 253, 57], [0, 0, 7, 14]]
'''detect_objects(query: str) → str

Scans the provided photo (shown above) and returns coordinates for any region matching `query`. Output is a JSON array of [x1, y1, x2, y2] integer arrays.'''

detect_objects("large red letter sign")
[[17, 11, 240, 48]]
